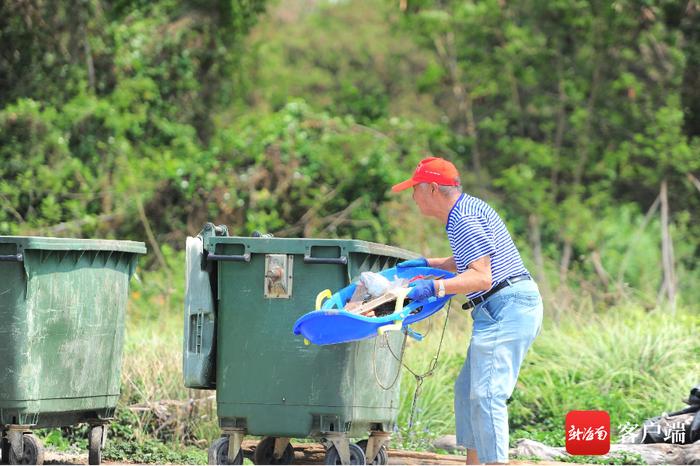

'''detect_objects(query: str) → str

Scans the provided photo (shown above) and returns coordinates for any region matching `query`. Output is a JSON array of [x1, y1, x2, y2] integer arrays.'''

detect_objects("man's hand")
[[407, 279, 435, 301], [397, 258, 429, 268]]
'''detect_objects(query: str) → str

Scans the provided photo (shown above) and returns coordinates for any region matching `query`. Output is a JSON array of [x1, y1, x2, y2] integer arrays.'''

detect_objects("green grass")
[[510, 306, 699, 447], [103, 438, 208, 464], [37, 428, 83, 451], [117, 306, 220, 447], [391, 302, 469, 450], [391, 301, 699, 452]]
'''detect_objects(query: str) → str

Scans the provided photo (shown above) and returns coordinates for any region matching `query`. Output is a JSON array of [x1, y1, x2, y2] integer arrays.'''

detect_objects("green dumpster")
[[0, 236, 146, 465], [184, 225, 417, 465]]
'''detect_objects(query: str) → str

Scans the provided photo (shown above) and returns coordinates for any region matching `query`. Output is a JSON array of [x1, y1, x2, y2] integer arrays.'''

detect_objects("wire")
[[372, 299, 453, 431], [372, 331, 407, 390]]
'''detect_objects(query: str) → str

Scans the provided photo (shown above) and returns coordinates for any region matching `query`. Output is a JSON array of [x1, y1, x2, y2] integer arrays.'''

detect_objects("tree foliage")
[[1, 0, 699, 305]]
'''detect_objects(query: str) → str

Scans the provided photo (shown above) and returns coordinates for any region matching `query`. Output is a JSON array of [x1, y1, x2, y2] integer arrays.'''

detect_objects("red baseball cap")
[[391, 157, 460, 192]]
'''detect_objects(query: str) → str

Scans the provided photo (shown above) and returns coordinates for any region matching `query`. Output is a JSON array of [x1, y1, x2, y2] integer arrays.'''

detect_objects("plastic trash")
[[293, 266, 455, 345], [359, 271, 393, 297]]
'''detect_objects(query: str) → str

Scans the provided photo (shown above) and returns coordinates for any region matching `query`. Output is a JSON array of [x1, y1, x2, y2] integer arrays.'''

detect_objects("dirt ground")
[[257, 442, 575, 465], [41, 441, 579, 465]]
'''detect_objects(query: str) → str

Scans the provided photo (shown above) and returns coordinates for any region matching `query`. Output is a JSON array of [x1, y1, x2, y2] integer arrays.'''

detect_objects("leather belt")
[[461, 274, 532, 310]]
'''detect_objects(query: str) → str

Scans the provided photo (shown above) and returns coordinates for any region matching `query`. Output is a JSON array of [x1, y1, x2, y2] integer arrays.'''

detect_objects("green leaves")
[[1, 0, 699, 306]]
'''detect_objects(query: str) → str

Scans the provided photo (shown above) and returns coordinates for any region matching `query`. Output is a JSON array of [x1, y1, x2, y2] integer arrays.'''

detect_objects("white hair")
[[438, 183, 462, 195], [415, 181, 462, 195]]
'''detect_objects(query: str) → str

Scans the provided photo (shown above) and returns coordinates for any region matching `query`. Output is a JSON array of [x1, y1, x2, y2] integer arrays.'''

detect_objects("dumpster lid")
[[0, 236, 147, 254], [205, 236, 418, 259]]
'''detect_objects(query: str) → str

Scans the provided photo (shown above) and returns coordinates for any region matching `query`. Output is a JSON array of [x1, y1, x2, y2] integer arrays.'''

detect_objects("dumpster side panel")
[[216, 252, 357, 411], [347, 250, 407, 431], [0, 243, 30, 413], [349, 336, 403, 433], [0, 248, 138, 425], [30, 250, 130, 402], [213, 238, 414, 437]]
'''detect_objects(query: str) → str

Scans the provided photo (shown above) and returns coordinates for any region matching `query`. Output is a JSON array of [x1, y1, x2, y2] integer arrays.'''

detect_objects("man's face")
[[412, 183, 434, 216]]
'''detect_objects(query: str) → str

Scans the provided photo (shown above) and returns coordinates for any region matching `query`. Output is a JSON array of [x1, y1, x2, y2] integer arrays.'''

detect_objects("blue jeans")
[[454, 279, 543, 463]]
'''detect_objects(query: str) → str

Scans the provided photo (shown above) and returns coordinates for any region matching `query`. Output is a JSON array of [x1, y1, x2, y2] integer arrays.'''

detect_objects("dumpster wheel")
[[324, 443, 365, 465], [209, 437, 243, 465], [88, 425, 106, 465], [357, 439, 388, 465], [253, 437, 294, 464], [1, 435, 9, 465], [8, 433, 43, 465]]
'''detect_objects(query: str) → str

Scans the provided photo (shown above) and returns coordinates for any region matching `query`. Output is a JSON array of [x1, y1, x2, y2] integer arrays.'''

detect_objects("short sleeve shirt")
[[446, 194, 529, 299]]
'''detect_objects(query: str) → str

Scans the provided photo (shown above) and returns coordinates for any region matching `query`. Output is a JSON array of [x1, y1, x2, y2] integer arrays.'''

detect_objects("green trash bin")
[[0, 236, 146, 465], [183, 225, 417, 465]]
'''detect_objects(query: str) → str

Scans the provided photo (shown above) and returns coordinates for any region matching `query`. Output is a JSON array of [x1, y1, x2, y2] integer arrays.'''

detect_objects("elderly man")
[[392, 157, 543, 465]]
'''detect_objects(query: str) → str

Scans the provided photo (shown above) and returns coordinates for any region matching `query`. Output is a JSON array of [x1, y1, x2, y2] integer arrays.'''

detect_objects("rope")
[[372, 299, 453, 430], [372, 331, 407, 390]]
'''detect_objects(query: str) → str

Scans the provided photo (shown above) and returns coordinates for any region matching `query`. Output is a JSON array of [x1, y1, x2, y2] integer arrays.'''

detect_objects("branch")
[[659, 179, 676, 312], [0, 193, 25, 223], [82, 20, 95, 93], [615, 194, 660, 286], [274, 186, 341, 237], [322, 197, 365, 233], [136, 196, 169, 271], [590, 250, 610, 289], [688, 173, 700, 194], [432, 31, 481, 175], [351, 123, 400, 150], [550, 50, 567, 200]]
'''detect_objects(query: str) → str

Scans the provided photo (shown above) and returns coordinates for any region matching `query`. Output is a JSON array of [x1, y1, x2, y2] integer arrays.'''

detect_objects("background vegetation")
[[2, 0, 699, 463]]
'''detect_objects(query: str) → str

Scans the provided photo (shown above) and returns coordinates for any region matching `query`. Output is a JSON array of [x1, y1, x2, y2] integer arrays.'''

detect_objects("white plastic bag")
[[359, 271, 393, 298]]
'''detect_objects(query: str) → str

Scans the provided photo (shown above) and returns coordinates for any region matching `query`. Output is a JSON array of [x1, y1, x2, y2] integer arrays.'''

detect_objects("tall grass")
[[392, 301, 470, 449], [120, 314, 219, 446], [118, 253, 220, 447], [509, 305, 699, 446], [393, 302, 700, 449]]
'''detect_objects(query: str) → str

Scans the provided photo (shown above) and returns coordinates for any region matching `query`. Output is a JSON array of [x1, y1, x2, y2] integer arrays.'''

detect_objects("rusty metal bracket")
[[264, 254, 293, 298], [324, 432, 350, 465], [222, 427, 245, 463], [273, 437, 291, 460], [366, 431, 391, 464], [7, 426, 29, 460]]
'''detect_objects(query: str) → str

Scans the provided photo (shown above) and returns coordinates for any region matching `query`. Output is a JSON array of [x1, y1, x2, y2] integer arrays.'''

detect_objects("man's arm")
[[438, 255, 492, 295], [427, 256, 458, 273]]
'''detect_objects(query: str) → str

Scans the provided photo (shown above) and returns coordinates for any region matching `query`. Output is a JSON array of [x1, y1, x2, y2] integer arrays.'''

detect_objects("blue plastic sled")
[[293, 266, 455, 345]]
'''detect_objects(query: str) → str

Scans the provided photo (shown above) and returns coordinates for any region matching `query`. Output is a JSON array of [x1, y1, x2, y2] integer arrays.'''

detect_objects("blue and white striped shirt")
[[446, 194, 529, 299]]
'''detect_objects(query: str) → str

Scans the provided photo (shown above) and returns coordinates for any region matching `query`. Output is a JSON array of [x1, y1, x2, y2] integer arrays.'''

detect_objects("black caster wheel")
[[8, 434, 44, 465], [1, 436, 9, 465], [324, 443, 365, 465], [253, 436, 294, 464], [208, 436, 243, 465], [88, 425, 105, 465], [357, 439, 388, 465]]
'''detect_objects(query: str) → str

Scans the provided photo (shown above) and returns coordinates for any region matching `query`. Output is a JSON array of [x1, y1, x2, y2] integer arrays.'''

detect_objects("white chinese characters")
[[568, 425, 609, 442]]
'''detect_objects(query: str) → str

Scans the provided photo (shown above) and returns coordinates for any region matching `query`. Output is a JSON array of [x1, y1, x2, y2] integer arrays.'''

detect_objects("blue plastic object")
[[293, 266, 455, 345]]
